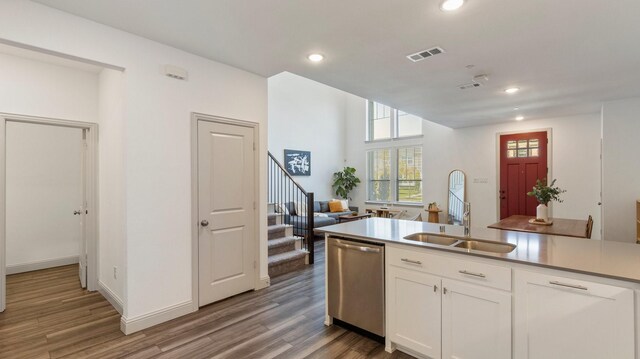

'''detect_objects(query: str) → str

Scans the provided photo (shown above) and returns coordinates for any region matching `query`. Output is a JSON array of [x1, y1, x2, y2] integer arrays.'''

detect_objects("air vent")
[[459, 82, 482, 90], [406, 46, 446, 62]]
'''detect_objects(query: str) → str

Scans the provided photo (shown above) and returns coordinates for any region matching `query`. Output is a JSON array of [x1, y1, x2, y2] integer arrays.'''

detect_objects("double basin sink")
[[403, 233, 516, 254]]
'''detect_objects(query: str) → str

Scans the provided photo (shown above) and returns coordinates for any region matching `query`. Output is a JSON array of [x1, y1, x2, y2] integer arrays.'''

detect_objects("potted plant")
[[332, 167, 361, 200], [527, 178, 566, 222]]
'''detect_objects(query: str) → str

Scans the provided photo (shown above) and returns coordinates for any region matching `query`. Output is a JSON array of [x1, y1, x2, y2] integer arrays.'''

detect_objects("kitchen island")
[[317, 218, 640, 359]]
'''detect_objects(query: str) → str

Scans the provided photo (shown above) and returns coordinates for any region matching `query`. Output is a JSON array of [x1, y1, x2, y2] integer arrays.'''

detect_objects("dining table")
[[487, 215, 589, 238]]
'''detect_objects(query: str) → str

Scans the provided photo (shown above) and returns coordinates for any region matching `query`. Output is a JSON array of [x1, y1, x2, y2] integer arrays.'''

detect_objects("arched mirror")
[[447, 170, 467, 225]]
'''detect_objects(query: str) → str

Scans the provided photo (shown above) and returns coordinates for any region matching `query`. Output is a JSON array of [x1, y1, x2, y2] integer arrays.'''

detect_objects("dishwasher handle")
[[333, 241, 382, 253]]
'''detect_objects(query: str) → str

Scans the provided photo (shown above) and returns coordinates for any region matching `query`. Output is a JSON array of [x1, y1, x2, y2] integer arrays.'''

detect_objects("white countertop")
[[316, 217, 640, 283]]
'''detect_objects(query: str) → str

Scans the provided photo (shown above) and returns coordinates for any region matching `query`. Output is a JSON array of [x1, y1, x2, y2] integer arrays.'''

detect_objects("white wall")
[[6, 122, 83, 269], [0, 51, 99, 121], [602, 97, 640, 243], [98, 69, 126, 304], [0, 0, 267, 326], [269, 72, 357, 200], [345, 106, 602, 239]]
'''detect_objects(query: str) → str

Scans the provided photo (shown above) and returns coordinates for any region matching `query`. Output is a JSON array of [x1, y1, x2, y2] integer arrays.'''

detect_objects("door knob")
[[73, 210, 81, 215], [200, 220, 209, 227], [500, 196, 506, 200]]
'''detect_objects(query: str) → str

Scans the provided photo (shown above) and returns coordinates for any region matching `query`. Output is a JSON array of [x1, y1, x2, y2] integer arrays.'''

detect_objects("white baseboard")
[[6, 256, 78, 275], [98, 281, 123, 315], [120, 300, 195, 335], [256, 275, 270, 290]]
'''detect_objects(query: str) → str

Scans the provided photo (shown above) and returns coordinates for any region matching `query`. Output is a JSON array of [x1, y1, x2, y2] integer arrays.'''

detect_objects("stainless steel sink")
[[403, 233, 459, 246], [454, 240, 516, 253]]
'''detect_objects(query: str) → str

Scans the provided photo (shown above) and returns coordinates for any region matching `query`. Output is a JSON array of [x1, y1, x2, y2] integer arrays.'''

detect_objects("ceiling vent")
[[164, 65, 188, 81], [406, 46, 446, 62], [459, 74, 489, 90], [459, 82, 482, 90]]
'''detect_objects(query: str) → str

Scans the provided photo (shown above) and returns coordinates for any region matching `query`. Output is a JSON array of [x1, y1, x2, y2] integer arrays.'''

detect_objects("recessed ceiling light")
[[504, 87, 520, 94], [440, 0, 465, 11], [515, 115, 524, 121], [513, 107, 520, 110], [307, 54, 324, 62]]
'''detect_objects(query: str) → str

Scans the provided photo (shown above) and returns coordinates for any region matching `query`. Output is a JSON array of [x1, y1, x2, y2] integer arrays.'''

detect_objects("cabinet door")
[[387, 265, 442, 358], [514, 271, 634, 359], [442, 279, 512, 359]]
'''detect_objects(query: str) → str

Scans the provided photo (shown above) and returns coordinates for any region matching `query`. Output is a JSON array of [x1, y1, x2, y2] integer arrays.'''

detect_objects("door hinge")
[[253, 201, 256, 210], [253, 260, 257, 269], [253, 142, 256, 151]]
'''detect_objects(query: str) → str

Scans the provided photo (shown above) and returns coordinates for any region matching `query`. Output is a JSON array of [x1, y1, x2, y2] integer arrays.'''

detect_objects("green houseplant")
[[332, 167, 361, 200], [526, 179, 566, 222]]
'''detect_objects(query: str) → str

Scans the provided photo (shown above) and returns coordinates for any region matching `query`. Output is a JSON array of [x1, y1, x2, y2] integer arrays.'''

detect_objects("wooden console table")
[[488, 215, 589, 238]]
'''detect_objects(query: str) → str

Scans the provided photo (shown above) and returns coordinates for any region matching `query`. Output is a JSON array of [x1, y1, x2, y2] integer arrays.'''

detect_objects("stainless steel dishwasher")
[[327, 236, 384, 336]]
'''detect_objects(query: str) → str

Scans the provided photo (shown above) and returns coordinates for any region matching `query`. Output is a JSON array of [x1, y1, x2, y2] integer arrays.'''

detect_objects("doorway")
[[499, 131, 549, 219], [192, 114, 259, 308], [0, 113, 98, 312]]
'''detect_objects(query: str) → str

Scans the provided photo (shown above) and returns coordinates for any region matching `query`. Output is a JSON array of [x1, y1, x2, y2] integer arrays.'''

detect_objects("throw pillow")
[[319, 201, 329, 212], [295, 201, 308, 217], [328, 201, 344, 213], [332, 198, 349, 211]]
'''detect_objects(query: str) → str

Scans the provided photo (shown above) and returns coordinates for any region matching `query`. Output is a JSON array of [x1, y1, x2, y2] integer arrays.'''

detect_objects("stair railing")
[[268, 152, 315, 264], [448, 190, 465, 225]]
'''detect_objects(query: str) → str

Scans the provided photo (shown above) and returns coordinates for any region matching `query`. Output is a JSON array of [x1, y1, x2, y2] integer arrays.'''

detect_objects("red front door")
[[499, 132, 548, 219]]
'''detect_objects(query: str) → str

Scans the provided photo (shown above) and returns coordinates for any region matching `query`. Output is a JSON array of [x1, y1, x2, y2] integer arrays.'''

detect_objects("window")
[[367, 146, 423, 203], [367, 101, 422, 141], [367, 149, 391, 202], [506, 139, 539, 158]]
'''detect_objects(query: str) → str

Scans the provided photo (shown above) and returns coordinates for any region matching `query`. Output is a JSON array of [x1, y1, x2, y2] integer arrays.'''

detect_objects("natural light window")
[[367, 146, 423, 203], [367, 101, 423, 141], [506, 139, 540, 158]]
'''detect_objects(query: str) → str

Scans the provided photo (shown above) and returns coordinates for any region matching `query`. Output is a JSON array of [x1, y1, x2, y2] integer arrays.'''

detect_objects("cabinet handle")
[[443, 287, 448, 294], [549, 281, 588, 291], [458, 270, 486, 278], [434, 285, 438, 293], [401, 258, 422, 265]]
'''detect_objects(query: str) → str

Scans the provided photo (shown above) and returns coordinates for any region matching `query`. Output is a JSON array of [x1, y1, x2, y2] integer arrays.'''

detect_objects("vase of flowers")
[[526, 179, 566, 222]]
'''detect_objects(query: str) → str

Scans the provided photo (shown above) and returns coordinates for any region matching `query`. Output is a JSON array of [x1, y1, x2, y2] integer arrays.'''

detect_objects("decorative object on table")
[[526, 179, 566, 223], [284, 149, 311, 176], [332, 166, 361, 200], [425, 202, 442, 223]]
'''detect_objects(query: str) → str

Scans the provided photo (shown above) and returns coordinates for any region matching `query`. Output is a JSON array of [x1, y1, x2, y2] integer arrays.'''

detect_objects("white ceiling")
[[33, 0, 640, 128]]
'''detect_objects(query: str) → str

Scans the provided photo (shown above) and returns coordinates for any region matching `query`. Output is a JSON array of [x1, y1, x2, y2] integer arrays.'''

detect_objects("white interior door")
[[198, 120, 256, 306], [78, 130, 87, 288]]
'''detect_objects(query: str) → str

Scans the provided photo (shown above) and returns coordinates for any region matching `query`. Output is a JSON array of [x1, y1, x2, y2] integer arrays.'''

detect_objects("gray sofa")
[[283, 201, 358, 237]]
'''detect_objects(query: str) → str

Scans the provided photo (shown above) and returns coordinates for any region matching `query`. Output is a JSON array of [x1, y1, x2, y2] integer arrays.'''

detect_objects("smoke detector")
[[406, 47, 446, 62]]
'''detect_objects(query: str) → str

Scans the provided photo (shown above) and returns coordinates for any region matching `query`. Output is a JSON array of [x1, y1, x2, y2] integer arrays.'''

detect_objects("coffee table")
[[338, 213, 373, 223]]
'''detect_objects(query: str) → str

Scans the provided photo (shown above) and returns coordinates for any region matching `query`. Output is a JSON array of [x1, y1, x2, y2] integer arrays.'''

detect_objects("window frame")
[[366, 145, 424, 206]]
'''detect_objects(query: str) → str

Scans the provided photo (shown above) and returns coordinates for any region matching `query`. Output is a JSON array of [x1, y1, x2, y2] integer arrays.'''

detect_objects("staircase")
[[267, 207, 307, 277], [267, 152, 315, 277]]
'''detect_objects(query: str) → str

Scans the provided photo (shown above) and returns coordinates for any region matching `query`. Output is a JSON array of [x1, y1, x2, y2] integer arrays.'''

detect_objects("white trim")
[[495, 128, 553, 221], [365, 201, 424, 208], [190, 113, 263, 312], [6, 256, 79, 275], [256, 276, 271, 290], [0, 113, 99, 313], [120, 300, 194, 335], [98, 281, 123, 315]]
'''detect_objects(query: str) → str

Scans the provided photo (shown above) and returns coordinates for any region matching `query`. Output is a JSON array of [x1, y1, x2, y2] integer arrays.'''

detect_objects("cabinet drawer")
[[387, 246, 512, 291], [387, 246, 449, 274], [443, 257, 512, 291]]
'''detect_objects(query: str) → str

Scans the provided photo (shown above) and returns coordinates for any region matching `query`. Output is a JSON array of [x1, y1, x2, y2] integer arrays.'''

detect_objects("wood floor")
[[1, 242, 414, 359]]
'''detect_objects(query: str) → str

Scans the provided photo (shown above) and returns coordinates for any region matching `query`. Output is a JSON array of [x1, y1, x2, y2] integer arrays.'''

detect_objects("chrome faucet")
[[463, 202, 471, 237]]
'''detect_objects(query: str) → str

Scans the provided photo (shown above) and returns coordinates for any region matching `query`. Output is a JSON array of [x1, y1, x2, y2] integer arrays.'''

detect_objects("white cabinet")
[[387, 265, 442, 358], [514, 271, 635, 359], [387, 247, 512, 359], [441, 279, 512, 359]]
